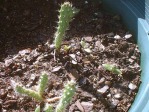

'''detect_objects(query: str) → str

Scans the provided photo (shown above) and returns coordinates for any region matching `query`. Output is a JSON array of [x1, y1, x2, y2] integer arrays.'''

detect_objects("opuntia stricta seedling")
[[38, 72, 48, 96], [102, 64, 122, 76], [54, 2, 79, 50], [12, 72, 76, 112], [56, 80, 76, 112], [15, 72, 49, 101], [16, 85, 43, 101]]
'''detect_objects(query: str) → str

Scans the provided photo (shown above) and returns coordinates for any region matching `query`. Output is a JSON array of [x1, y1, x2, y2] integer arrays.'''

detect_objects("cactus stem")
[[55, 80, 76, 112], [54, 2, 79, 50], [38, 72, 48, 96], [16, 85, 43, 101]]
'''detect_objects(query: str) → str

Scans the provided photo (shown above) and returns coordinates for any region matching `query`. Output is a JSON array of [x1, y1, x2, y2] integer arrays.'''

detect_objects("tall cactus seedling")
[[54, 2, 79, 50]]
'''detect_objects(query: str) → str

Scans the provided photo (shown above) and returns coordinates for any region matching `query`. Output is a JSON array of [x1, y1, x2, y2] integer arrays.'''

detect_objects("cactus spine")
[[54, 2, 79, 50], [56, 80, 76, 112]]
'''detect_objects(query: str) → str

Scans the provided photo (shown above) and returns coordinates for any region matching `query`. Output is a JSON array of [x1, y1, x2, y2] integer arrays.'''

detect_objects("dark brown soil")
[[0, 0, 141, 112]]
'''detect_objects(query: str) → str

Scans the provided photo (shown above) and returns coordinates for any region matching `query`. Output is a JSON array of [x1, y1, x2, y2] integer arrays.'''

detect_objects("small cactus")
[[15, 85, 43, 101], [38, 72, 48, 96], [56, 80, 76, 112], [54, 2, 79, 50], [102, 64, 122, 76], [13, 73, 76, 111], [15, 72, 49, 101]]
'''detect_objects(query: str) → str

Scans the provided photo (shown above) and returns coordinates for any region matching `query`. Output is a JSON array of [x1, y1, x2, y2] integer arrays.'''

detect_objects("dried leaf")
[[75, 100, 85, 112]]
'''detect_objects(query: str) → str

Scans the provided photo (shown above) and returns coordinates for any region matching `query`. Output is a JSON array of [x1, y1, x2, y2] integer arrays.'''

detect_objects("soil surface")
[[0, 0, 141, 112]]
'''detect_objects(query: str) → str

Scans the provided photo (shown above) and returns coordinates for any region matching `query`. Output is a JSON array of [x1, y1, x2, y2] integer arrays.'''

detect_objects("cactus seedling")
[[102, 64, 122, 76], [56, 80, 76, 112], [15, 72, 49, 101], [38, 72, 48, 96], [54, 2, 79, 50], [15, 85, 43, 101], [12, 71, 76, 112]]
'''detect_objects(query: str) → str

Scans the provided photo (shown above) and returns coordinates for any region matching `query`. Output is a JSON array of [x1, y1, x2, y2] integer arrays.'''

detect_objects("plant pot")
[[0, 1, 146, 111], [102, 0, 149, 112]]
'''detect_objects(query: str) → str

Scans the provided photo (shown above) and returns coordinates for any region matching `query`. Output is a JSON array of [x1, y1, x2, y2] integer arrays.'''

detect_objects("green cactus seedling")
[[16, 85, 43, 101], [54, 2, 79, 50], [56, 80, 76, 112], [14, 72, 77, 112], [38, 72, 48, 96], [15, 72, 49, 101], [102, 64, 122, 76]]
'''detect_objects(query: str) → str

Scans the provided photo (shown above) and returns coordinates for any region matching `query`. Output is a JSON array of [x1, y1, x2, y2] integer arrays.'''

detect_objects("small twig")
[[67, 73, 76, 81], [54, 49, 56, 61], [44, 96, 61, 103]]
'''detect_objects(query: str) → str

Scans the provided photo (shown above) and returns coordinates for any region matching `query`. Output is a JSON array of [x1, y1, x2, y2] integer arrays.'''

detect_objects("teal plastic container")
[[102, 0, 149, 112]]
